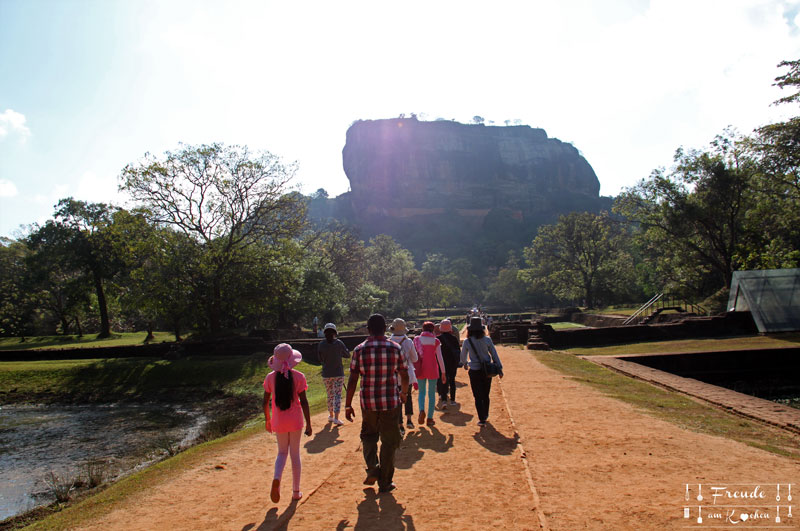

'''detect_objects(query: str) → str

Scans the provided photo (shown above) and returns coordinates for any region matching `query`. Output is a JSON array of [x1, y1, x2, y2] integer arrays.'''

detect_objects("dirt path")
[[77, 346, 799, 530]]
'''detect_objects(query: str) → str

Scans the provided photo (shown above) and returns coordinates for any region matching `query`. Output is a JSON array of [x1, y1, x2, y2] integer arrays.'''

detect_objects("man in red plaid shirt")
[[345, 313, 409, 493]]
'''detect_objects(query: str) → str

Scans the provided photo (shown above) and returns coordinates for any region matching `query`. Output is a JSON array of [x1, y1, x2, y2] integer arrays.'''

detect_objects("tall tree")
[[519, 212, 629, 308], [27, 199, 123, 337], [363, 235, 422, 315], [120, 143, 307, 333], [614, 132, 753, 292], [0, 238, 38, 336], [744, 58, 800, 268]]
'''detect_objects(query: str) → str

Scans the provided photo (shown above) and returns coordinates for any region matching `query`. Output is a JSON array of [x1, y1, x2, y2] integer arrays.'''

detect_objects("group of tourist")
[[261, 313, 503, 501]]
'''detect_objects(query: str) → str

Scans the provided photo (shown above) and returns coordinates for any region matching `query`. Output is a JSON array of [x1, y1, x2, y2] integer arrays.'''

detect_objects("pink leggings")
[[274, 430, 302, 491]]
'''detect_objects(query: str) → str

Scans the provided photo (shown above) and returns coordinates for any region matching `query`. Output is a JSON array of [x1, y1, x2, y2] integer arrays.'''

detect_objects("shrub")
[[44, 471, 75, 503]]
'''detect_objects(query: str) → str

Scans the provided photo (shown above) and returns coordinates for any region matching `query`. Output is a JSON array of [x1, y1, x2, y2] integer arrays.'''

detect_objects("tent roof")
[[727, 268, 800, 333]]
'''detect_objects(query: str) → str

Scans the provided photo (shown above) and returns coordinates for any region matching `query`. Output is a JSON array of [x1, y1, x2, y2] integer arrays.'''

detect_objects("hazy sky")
[[1, 0, 799, 238]]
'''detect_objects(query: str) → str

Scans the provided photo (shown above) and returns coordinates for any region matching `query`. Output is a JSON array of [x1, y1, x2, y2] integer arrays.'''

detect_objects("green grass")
[[0, 332, 178, 352], [535, 350, 800, 459], [549, 321, 586, 330], [564, 333, 800, 356], [0, 354, 334, 407], [586, 306, 638, 316]]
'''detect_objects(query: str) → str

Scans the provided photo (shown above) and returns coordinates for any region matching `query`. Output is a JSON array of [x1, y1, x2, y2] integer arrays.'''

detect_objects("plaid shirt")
[[350, 335, 407, 411]]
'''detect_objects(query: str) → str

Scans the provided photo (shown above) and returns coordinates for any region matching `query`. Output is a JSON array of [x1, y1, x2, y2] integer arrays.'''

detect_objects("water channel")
[[0, 403, 209, 521]]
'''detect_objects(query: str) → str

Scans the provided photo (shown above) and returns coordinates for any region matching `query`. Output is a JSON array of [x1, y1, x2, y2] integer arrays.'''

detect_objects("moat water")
[[0, 403, 208, 521]]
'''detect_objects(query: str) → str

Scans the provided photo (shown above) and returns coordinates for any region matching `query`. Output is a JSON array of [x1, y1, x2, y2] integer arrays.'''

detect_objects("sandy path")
[[78, 363, 542, 530], [499, 346, 800, 529], [77, 345, 799, 530]]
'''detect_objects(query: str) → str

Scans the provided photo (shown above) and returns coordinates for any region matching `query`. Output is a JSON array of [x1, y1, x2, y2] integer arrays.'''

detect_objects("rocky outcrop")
[[342, 117, 600, 224], [319, 117, 610, 270]]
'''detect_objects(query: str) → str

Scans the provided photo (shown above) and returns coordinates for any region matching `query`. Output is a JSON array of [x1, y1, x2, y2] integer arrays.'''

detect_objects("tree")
[[306, 221, 366, 294], [519, 212, 629, 308], [472, 116, 485, 125], [0, 238, 38, 336], [743, 59, 800, 268], [363, 235, 422, 315], [27, 199, 123, 337], [485, 251, 536, 309], [614, 132, 754, 292], [120, 143, 307, 333]]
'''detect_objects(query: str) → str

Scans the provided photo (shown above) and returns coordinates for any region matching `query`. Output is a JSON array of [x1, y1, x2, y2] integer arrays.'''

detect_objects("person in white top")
[[388, 318, 418, 430]]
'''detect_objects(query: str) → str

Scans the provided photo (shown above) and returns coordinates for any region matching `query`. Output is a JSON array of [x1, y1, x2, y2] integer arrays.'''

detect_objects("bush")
[[82, 459, 107, 488], [44, 471, 75, 503]]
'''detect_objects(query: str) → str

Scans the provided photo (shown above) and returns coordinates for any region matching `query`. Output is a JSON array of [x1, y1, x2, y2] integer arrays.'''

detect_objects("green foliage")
[[614, 131, 755, 294], [0, 238, 38, 336], [120, 143, 307, 333], [519, 212, 633, 308], [363, 234, 423, 315]]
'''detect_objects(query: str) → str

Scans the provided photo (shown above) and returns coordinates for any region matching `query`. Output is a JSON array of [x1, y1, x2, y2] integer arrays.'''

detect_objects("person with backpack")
[[263, 343, 313, 503], [388, 318, 419, 430], [413, 321, 447, 427], [460, 317, 503, 427]]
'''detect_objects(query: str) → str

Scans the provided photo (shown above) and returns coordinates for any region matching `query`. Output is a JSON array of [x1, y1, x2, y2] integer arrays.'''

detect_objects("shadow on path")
[[472, 422, 518, 455], [245, 498, 299, 531], [395, 426, 454, 469], [304, 422, 344, 454], [437, 403, 473, 427], [335, 488, 416, 530]]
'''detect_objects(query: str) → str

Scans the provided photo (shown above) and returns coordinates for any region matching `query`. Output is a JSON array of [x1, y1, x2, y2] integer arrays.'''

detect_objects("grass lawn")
[[535, 350, 800, 459], [564, 333, 800, 356], [0, 354, 332, 408], [549, 321, 586, 330], [0, 332, 178, 352]]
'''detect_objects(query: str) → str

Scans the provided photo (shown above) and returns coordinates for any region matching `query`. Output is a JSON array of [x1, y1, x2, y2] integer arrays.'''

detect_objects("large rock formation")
[[322, 117, 609, 269]]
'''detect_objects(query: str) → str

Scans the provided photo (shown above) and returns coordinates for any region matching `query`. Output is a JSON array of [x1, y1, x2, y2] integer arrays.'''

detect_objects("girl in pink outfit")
[[263, 343, 312, 503], [413, 321, 447, 426]]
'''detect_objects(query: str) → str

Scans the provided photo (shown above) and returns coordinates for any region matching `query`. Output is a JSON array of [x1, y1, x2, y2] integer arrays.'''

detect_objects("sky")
[[1, 0, 800, 239]]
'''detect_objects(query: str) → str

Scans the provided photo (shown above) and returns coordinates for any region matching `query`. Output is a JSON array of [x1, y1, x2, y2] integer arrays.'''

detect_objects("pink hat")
[[439, 319, 452, 333], [269, 343, 302, 377]]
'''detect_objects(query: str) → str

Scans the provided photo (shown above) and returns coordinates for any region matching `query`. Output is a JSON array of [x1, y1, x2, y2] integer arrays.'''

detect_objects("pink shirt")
[[413, 332, 445, 380], [263, 369, 308, 433]]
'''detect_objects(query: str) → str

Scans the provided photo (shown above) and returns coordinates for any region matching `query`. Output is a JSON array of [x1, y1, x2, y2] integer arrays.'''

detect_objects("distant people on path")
[[388, 318, 419, 430], [460, 317, 503, 427], [436, 319, 460, 408], [317, 322, 350, 426], [413, 321, 446, 427], [263, 343, 313, 503], [345, 314, 409, 493]]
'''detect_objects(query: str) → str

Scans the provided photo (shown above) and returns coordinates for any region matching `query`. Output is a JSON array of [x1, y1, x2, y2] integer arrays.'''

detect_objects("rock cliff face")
[[342, 117, 600, 222], [331, 117, 609, 269]]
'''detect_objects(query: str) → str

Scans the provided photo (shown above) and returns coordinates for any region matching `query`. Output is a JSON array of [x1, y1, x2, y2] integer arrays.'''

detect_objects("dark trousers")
[[403, 387, 413, 416], [437, 364, 458, 401], [468, 369, 492, 422], [361, 406, 401, 489]]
